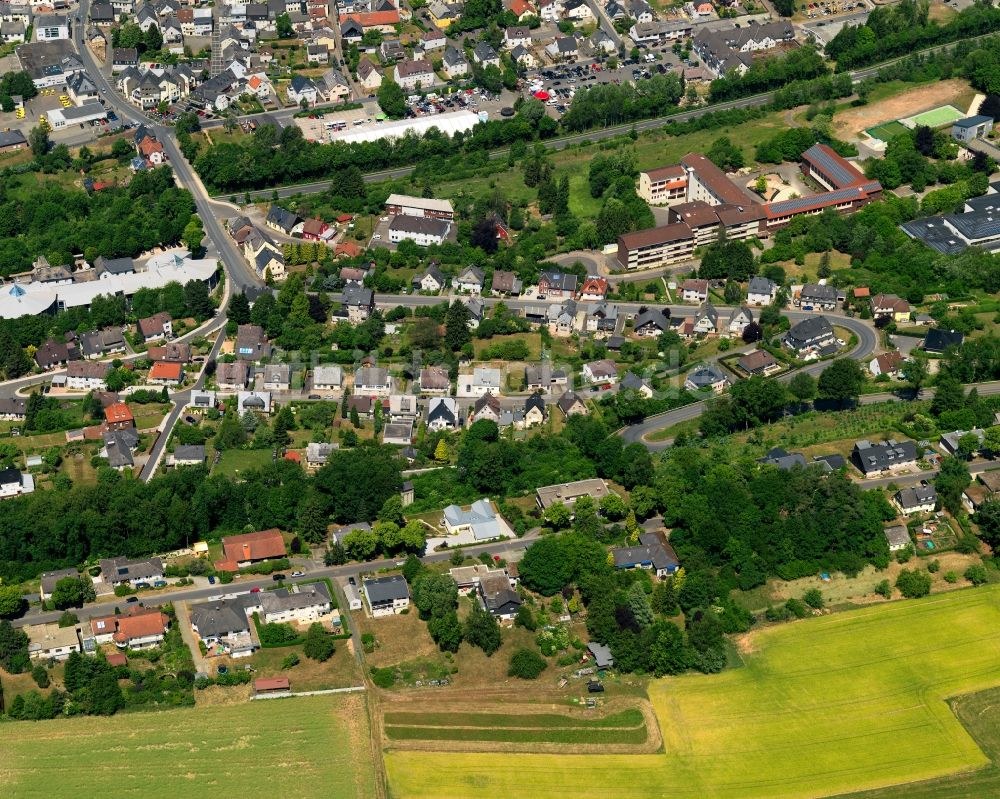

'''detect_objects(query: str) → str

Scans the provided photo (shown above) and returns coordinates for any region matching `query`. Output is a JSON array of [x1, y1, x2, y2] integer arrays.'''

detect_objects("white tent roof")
[[329, 109, 482, 144]]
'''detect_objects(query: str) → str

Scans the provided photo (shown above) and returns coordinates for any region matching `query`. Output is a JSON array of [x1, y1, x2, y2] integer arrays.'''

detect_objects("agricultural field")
[[0, 693, 376, 799], [385, 586, 1000, 799]]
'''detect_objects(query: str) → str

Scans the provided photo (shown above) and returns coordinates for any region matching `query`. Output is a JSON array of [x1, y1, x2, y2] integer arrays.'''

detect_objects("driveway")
[[174, 600, 211, 674]]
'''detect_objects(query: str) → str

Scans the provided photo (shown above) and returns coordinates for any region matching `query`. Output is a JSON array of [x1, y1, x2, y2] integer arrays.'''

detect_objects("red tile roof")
[[336, 240, 362, 258], [255, 677, 290, 691], [149, 361, 183, 381], [106, 652, 128, 667], [218, 528, 286, 571], [344, 10, 400, 27], [104, 402, 134, 425]]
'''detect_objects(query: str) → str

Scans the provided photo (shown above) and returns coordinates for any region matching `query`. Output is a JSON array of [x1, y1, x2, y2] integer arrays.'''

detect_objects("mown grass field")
[[386, 586, 1000, 799], [384, 708, 648, 745], [0, 693, 376, 799]]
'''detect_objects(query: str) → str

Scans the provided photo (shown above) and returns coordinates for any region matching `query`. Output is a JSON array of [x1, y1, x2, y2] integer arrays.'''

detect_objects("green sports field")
[[0, 694, 376, 799], [386, 586, 1000, 799], [902, 104, 964, 128], [865, 121, 910, 142]]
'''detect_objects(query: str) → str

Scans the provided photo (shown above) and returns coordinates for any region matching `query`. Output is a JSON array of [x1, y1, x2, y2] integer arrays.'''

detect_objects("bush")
[[803, 588, 824, 609], [281, 652, 300, 669], [965, 564, 989, 586], [943, 571, 959, 583], [371, 666, 395, 688], [764, 604, 791, 622], [896, 568, 932, 598], [874, 579, 892, 599], [31, 664, 50, 688], [302, 622, 335, 662], [785, 598, 809, 618], [258, 621, 300, 645], [927, 559, 940, 574], [58, 610, 79, 628], [895, 544, 914, 564], [508, 648, 547, 679]]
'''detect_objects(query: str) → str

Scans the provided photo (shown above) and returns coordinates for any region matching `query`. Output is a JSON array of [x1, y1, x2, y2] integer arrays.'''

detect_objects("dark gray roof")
[[363, 575, 409, 604], [759, 447, 808, 470], [342, 283, 374, 307], [259, 583, 331, 614], [611, 532, 679, 572], [787, 315, 833, 346], [895, 484, 937, 509], [799, 283, 838, 302], [190, 598, 252, 637], [99, 555, 164, 582], [852, 439, 918, 474], [924, 328, 964, 353], [173, 444, 206, 463], [634, 308, 670, 332], [390, 215, 450, 238], [266, 205, 301, 232]]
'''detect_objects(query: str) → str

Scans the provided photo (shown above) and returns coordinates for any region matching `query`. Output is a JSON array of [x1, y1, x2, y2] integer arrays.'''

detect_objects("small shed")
[[884, 525, 911, 552], [106, 652, 128, 667], [254, 677, 291, 695], [587, 641, 614, 669]]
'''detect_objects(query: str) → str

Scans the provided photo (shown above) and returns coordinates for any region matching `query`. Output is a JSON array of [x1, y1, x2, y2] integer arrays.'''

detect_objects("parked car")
[[126, 596, 139, 603], [272, 573, 286, 581], [250, 587, 261, 593], [291, 570, 304, 577], [208, 575, 216, 584]]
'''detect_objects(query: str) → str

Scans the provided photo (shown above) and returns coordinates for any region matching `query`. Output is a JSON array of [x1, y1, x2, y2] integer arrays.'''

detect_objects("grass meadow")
[[0, 693, 376, 799], [385, 585, 1000, 799]]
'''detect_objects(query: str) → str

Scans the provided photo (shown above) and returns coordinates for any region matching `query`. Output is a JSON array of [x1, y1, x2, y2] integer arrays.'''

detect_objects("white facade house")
[[457, 367, 501, 398], [363, 575, 410, 618]]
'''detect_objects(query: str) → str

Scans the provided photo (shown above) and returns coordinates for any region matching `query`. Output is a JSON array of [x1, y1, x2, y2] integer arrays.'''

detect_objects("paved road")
[[11, 533, 535, 629], [859, 458, 1000, 490]]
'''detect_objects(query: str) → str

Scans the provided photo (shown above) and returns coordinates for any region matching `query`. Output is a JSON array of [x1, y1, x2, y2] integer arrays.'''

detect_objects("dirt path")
[[834, 79, 972, 140], [173, 601, 210, 674]]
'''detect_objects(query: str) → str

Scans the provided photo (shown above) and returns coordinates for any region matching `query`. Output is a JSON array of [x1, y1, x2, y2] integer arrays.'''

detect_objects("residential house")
[[539, 0, 563, 21], [339, 284, 374, 324], [536, 477, 610, 509], [421, 29, 446, 50], [557, 390, 587, 417], [871, 293, 910, 324], [307, 43, 329, 64], [427, 396, 460, 431], [472, 40, 500, 68], [453, 265, 485, 294], [382, 421, 414, 446], [39, 569, 85, 602], [727, 305, 754, 337], [478, 570, 521, 620], [389, 394, 420, 423], [27, 623, 81, 661], [680, 278, 708, 302], [235, 324, 271, 360], [523, 392, 547, 427], [216, 361, 251, 391], [504, 25, 531, 49], [852, 438, 918, 476], [237, 391, 273, 414], [463, 297, 485, 329], [100, 428, 139, 470], [621, 371, 653, 398], [443, 499, 502, 541], [79, 326, 126, 359], [413, 264, 446, 293], [796, 282, 838, 310], [869, 351, 904, 377], [442, 45, 468, 78], [262, 363, 291, 391], [457, 366, 501, 398], [148, 361, 183, 385], [951, 114, 993, 144], [563, 0, 593, 18], [301, 217, 333, 242], [684, 363, 729, 393], [546, 299, 578, 337], [633, 307, 670, 337], [266, 205, 303, 236], [187, 390, 216, 411], [0, 397, 25, 421], [137, 311, 172, 341], [103, 401, 134, 431], [491, 269, 522, 296], [419, 366, 450, 394], [171, 444, 205, 466], [737, 349, 780, 376], [35, 13, 69, 40], [0, 467, 34, 498], [785, 316, 837, 355], [586, 301, 619, 335], [258, 583, 332, 624], [99, 555, 164, 587], [894, 483, 937, 515], [388, 215, 451, 246], [611, 531, 680, 578], [312, 365, 343, 394], [189, 598, 256, 657], [692, 301, 718, 335], [924, 328, 964, 354], [578, 276, 608, 302], [393, 58, 435, 90], [582, 359, 617, 384], [65, 361, 110, 391], [357, 57, 382, 91], [747, 275, 778, 306], [355, 366, 391, 396], [939, 428, 986, 457], [537, 270, 577, 298], [363, 575, 410, 617], [287, 74, 319, 106], [305, 442, 337, 469], [34, 338, 77, 370], [90, 607, 170, 649], [470, 392, 502, 424], [884, 524, 912, 553], [525, 364, 568, 392], [215, 528, 286, 572]]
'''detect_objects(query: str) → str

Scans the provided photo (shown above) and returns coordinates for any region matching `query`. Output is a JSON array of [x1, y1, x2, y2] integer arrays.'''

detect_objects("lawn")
[[212, 448, 274, 476], [386, 586, 1000, 799], [242, 640, 362, 691], [0, 693, 377, 799]]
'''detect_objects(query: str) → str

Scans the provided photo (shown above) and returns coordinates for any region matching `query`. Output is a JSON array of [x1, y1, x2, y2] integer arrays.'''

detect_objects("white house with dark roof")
[[363, 575, 410, 617]]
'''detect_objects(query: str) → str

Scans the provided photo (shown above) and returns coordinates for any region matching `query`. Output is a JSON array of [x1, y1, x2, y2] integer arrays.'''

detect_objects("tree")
[[303, 622, 335, 661], [741, 322, 762, 344], [377, 78, 406, 119], [818, 359, 864, 407], [788, 372, 817, 406], [276, 12, 294, 37], [412, 573, 458, 620], [903, 356, 928, 394], [935, 455, 971, 515], [803, 588, 824, 609], [50, 575, 96, 610], [895, 568, 931, 598], [519, 536, 571, 595], [706, 136, 744, 170], [445, 300, 471, 350], [956, 431, 982, 460], [874, 579, 892, 598], [464, 602, 502, 655], [89, 670, 125, 715], [0, 619, 29, 672], [600, 493, 627, 520], [342, 527, 380, 560], [965, 564, 988, 586], [508, 647, 547, 679], [641, 619, 688, 676], [58, 610, 80, 627], [0, 330, 30, 379], [29, 125, 49, 158], [543, 501, 572, 530], [471, 216, 499, 253], [627, 582, 653, 628], [434, 438, 450, 463], [0, 584, 24, 617]]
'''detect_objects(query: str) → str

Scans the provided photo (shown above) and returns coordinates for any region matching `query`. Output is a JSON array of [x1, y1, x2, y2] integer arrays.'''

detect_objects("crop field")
[[385, 586, 1000, 799], [384, 708, 648, 746], [0, 693, 376, 799]]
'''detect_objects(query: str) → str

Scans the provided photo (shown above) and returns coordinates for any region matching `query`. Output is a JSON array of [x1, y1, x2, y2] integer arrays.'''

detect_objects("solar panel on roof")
[[768, 187, 863, 216], [804, 144, 861, 188]]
